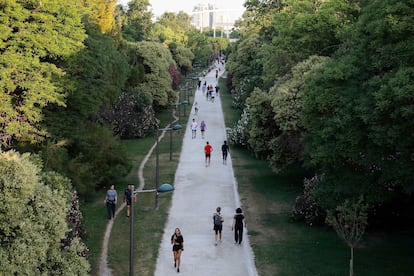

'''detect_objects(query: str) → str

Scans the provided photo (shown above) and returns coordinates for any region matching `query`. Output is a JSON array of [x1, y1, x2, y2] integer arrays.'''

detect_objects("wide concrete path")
[[154, 65, 258, 276]]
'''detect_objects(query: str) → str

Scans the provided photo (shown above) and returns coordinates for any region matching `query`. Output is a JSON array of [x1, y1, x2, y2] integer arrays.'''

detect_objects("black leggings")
[[234, 225, 243, 244]]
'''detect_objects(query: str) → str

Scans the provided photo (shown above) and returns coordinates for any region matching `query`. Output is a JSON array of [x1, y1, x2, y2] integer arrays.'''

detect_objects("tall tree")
[[127, 41, 176, 109], [0, 150, 90, 274], [302, 0, 414, 208], [87, 0, 118, 33], [43, 22, 130, 194], [122, 0, 153, 41], [0, 0, 86, 149], [261, 0, 359, 85]]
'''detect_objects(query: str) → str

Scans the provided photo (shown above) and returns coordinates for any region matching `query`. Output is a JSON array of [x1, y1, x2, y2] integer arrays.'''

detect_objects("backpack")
[[214, 213, 223, 226]]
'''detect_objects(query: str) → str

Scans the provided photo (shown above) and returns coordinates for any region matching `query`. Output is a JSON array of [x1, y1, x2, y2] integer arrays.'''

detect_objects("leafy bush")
[[291, 175, 326, 226], [227, 107, 250, 147]]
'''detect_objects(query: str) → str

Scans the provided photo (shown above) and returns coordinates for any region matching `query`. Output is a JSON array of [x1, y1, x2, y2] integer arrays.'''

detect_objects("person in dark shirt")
[[124, 184, 135, 218], [232, 207, 246, 245], [221, 140, 230, 165], [171, 228, 184, 273]]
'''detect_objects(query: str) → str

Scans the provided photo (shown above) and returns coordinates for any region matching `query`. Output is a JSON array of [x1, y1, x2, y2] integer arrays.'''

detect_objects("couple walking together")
[[213, 206, 246, 245]]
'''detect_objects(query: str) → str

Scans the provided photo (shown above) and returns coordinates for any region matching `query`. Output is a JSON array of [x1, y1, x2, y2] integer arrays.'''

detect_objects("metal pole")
[[169, 129, 172, 161], [129, 185, 135, 276], [155, 129, 160, 209]]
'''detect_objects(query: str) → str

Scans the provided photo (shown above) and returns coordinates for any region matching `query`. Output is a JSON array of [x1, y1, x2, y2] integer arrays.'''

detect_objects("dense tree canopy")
[[121, 0, 153, 41], [227, 0, 414, 223], [0, 0, 86, 149], [302, 0, 414, 207], [0, 150, 89, 274]]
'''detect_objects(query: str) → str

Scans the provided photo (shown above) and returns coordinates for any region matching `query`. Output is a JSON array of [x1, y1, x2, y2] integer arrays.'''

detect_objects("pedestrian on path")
[[104, 184, 117, 219], [221, 140, 230, 165], [202, 81, 207, 94], [194, 102, 199, 115], [171, 228, 184, 273], [210, 89, 216, 102], [191, 118, 197, 139], [213, 207, 224, 245], [204, 141, 213, 167], [232, 207, 246, 245], [200, 120, 206, 139], [124, 184, 135, 218]]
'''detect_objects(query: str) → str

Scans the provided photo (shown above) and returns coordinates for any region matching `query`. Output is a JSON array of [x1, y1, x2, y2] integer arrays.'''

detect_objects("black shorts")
[[205, 153, 211, 158], [214, 224, 223, 233], [173, 244, 183, 252]]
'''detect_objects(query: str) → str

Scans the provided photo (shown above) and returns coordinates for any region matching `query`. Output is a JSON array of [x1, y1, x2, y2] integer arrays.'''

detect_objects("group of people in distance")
[[199, 80, 219, 102], [172, 206, 246, 273]]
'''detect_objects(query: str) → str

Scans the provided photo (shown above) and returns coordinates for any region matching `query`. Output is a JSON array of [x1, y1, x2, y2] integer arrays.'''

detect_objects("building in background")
[[190, 3, 241, 36]]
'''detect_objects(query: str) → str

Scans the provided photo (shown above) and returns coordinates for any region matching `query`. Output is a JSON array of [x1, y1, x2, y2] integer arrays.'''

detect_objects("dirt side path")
[[98, 108, 179, 276]]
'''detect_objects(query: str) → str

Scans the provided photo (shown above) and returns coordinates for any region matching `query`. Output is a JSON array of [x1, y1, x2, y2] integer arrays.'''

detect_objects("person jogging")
[[171, 228, 184, 273], [204, 141, 213, 167]]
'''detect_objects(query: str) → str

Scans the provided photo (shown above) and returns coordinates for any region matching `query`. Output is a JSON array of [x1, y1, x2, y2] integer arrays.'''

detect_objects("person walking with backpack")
[[232, 207, 246, 245], [213, 207, 224, 245], [104, 184, 117, 219]]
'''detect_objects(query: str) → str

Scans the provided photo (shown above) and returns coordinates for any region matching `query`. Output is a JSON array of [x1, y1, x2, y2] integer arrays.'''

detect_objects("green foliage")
[[103, 88, 159, 138], [246, 88, 280, 160], [326, 196, 368, 248], [226, 34, 263, 102], [0, 0, 86, 148], [65, 22, 129, 117], [43, 22, 130, 194], [261, 0, 358, 84], [128, 41, 176, 109], [0, 150, 90, 275], [169, 42, 194, 75], [186, 29, 211, 65], [237, 0, 284, 38], [87, 0, 118, 33], [302, 0, 414, 208], [150, 11, 192, 45], [121, 0, 153, 41], [227, 107, 251, 147]]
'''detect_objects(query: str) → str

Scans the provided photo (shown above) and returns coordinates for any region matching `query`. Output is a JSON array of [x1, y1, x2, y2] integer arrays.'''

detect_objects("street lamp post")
[[129, 183, 174, 276], [155, 126, 181, 208], [182, 100, 189, 117]]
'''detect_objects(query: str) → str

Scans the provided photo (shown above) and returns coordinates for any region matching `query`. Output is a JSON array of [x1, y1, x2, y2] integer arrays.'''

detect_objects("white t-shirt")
[[191, 121, 197, 131]]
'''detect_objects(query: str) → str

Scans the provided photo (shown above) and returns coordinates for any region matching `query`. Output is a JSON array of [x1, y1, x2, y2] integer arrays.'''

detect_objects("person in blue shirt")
[[104, 184, 117, 219]]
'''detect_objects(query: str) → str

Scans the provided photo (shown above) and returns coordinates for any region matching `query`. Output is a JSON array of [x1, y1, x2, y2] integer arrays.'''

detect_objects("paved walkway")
[[154, 65, 258, 276]]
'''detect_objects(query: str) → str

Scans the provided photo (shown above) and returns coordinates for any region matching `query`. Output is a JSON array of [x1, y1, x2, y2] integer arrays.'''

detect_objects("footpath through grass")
[[219, 78, 414, 276], [82, 107, 186, 275]]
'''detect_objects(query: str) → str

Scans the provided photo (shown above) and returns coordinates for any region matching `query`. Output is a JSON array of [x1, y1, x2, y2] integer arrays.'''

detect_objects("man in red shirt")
[[204, 141, 213, 167]]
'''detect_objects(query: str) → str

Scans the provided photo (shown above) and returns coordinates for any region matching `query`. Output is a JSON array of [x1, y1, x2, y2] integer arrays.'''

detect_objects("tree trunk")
[[350, 246, 354, 276]]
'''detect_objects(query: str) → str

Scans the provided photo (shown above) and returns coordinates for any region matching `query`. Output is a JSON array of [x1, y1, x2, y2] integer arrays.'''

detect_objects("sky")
[[117, 0, 246, 18]]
